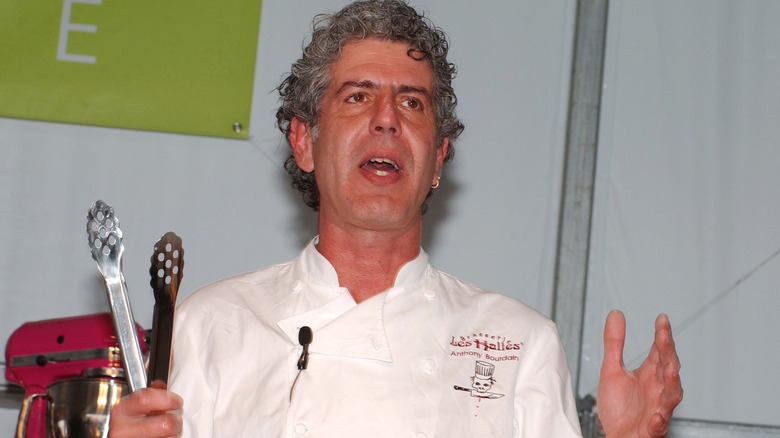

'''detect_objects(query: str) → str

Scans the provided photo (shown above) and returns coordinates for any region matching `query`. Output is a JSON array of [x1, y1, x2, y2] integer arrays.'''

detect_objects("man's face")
[[291, 38, 448, 234]]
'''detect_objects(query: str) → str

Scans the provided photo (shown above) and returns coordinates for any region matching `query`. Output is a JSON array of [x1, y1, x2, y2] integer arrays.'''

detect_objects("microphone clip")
[[297, 326, 312, 370]]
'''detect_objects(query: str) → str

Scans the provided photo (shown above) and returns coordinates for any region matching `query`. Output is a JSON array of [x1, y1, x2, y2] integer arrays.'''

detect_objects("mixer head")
[[4, 313, 147, 395]]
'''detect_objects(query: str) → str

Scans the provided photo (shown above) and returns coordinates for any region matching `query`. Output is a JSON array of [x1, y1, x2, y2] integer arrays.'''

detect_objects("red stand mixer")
[[5, 203, 182, 437], [5, 313, 147, 438]]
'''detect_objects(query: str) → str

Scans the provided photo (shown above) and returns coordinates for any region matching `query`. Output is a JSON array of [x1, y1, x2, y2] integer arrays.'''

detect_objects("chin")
[[353, 202, 420, 229]]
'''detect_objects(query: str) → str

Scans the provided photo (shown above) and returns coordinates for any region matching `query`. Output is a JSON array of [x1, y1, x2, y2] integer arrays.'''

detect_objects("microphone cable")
[[289, 326, 312, 402]]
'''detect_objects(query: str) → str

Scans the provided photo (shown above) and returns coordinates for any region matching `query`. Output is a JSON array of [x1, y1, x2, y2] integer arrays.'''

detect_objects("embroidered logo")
[[453, 360, 505, 400], [449, 331, 523, 362]]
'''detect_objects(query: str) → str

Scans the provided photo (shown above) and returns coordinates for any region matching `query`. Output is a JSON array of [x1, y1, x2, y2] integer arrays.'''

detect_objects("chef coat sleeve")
[[168, 303, 216, 438], [513, 318, 583, 437]]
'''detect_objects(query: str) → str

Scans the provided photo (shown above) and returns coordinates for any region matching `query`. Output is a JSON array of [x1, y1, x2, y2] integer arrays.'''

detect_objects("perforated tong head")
[[86, 200, 147, 392]]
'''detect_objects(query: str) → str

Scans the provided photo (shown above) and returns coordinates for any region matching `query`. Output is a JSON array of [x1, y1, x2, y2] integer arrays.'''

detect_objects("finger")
[[601, 310, 627, 375], [656, 314, 684, 415], [647, 412, 669, 437], [112, 388, 183, 418], [661, 361, 684, 412], [653, 314, 682, 392], [654, 313, 671, 349], [639, 314, 672, 373], [109, 411, 183, 438], [654, 314, 680, 368], [149, 380, 168, 390], [143, 411, 183, 437]]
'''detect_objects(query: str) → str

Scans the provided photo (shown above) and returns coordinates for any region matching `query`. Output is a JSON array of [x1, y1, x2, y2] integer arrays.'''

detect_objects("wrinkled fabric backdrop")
[[1, 0, 778, 435]]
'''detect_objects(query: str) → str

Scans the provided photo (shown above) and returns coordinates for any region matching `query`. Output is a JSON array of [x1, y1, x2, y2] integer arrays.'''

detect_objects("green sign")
[[0, 0, 262, 138]]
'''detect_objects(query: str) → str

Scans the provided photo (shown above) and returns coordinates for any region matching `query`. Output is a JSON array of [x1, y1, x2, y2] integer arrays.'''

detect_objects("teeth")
[[369, 158, 399, 170]]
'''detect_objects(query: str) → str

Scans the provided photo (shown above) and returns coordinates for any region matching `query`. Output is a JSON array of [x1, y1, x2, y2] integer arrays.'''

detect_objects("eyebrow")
[[398, 85, 431, 98], [336, 80, 431, 99], [337, 80, 377, 93]]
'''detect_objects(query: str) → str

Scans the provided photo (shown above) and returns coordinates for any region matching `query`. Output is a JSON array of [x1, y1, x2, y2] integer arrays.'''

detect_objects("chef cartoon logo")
[[453, 360, 504, 399]]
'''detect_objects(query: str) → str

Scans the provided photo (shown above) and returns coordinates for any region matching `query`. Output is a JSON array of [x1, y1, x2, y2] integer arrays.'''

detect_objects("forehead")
[[329, 38, 434, 88]]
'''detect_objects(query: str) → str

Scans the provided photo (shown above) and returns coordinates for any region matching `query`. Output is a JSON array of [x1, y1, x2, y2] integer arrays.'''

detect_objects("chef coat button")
[[422, 358, 437, 373], [292, 280, 303, 292], [294, 422, 309, 436], [423, 289, 436, 299], [416, 433, 428, 438]]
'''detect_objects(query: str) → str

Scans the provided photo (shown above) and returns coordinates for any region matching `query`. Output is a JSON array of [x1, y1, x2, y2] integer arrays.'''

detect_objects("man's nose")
[[370, 96, 399, 135]]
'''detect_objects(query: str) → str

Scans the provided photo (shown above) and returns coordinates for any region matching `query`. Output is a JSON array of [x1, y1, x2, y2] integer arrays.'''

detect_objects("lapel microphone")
[[297, 326, 312, 370], [290, 326, 313, 402]]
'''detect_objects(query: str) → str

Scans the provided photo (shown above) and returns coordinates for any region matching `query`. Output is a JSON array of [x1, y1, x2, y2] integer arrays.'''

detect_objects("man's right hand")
[[109, 380, 183, 438]]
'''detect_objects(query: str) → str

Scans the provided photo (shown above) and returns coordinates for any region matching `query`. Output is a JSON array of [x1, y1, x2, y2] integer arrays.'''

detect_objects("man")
[[110, 1, 682, 436]]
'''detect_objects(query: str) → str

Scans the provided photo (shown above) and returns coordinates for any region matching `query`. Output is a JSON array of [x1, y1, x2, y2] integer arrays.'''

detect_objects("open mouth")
[[361, 158, 400, 176]]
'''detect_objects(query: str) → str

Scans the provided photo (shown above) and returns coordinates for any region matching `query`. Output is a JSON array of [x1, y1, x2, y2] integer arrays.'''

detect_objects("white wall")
[[580, 0, 780, 429], [1, 0, 576, 433]]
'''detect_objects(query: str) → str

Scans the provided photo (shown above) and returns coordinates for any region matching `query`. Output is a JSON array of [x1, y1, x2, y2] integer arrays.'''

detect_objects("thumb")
[[601, 310, 627, 375]]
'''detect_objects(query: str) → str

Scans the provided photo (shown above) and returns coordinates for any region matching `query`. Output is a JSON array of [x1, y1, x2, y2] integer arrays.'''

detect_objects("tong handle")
[[86, 200, 147, 392], [148, 232, 184, 384]]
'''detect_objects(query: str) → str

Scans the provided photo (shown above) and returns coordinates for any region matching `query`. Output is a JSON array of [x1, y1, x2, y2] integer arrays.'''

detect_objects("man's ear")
[[288, 117, 315, 172], [432, 136, 449, 184]]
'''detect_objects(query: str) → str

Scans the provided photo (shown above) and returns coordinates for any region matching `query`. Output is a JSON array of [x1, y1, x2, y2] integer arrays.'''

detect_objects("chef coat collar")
[[298, 236, 429, 289], [277, 237, 430, 363]]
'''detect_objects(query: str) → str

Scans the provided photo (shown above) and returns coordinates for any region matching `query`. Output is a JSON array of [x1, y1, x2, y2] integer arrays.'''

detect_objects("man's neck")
[[315, 222, 421, 303]]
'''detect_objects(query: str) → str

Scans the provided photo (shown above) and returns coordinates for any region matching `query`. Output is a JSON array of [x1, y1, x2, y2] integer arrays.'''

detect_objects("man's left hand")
[[596, 310, 683, 438]]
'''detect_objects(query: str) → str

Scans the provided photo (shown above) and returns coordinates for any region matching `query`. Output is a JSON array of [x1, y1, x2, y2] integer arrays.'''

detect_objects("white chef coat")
[[169, 239, 582, 438]]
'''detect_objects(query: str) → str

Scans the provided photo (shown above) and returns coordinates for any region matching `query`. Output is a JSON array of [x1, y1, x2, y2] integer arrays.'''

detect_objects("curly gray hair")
[[276, 0, 464, 212]]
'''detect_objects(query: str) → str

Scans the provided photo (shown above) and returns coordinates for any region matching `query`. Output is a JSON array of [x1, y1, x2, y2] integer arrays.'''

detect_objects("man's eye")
[[402, 97, 423, 110], [346, 93, 366, 103]]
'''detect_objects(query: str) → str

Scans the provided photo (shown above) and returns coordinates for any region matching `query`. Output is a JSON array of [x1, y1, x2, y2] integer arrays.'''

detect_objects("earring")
[[431, 176, 440, 189]]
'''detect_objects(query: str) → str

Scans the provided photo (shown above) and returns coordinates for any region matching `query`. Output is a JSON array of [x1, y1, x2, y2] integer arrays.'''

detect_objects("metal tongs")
[[86, 200, 147, 392], [147, 232, 183, 384]]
